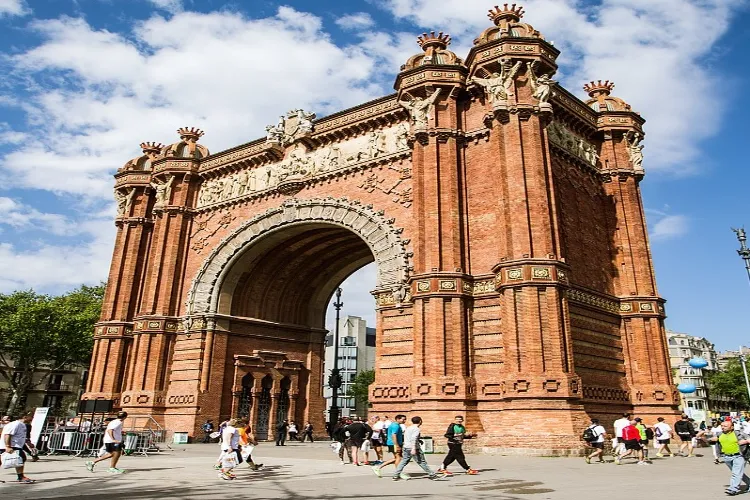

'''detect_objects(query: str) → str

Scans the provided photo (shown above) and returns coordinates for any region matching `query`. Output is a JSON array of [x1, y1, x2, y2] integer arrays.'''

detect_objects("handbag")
[[1, 451, 23, 469], [220, 450, 239, 470], [240, 444, 255, 461]]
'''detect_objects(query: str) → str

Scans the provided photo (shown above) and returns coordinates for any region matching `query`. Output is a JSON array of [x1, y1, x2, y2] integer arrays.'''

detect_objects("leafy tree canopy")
[[346, 369, 375, 408], [706, 357, 750, 407]]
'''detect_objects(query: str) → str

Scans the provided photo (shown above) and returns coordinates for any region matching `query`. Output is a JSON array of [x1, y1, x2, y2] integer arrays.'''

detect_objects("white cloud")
[[335, 12, 375, 30], [379, 0, 745, 173], [0, 196, 81, 236], [650, 214, 689, 241], [146, 0, 182, 13], [326, 264, 377, 330], [0, 0, 28, 17]]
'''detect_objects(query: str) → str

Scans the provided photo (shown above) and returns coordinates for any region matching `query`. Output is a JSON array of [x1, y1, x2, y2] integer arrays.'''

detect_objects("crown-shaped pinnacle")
[[488, 4, 525, 25], [140, 142, 164, 156], [583, 80, 616, 97], [177, 127, 205, 142], [417, 31, 452, 51]]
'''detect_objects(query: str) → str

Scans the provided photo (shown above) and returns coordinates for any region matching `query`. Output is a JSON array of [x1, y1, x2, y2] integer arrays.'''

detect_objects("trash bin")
[[124, 432, 138, 455], [173, 432, 189, 444], [421, 436, 434, 454]]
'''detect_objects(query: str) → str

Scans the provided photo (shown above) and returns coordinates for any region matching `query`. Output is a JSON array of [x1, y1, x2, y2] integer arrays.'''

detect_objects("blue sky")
[[0, 0, 748, 351]]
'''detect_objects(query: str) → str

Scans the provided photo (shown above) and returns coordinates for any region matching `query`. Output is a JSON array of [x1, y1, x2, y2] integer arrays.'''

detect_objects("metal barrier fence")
[[40, 429, 169, 457]]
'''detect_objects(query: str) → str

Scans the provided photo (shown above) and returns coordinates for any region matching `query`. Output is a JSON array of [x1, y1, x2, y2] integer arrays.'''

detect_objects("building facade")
[[323, 316, 376, 418], [84, 4, 678, 453], [0, 362, 87, 417], [666, 331, 717, 422]]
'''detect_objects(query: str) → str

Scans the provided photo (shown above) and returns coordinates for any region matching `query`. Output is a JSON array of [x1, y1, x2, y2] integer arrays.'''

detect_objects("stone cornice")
[[465, 37, 560, 72]]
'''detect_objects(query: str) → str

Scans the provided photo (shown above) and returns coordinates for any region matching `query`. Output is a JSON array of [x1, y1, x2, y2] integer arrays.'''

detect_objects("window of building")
[[341, 337, 356, 347]]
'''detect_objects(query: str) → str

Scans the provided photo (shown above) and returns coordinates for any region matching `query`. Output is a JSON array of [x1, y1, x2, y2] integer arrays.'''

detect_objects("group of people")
[[584, 413, 750, 496], [330, 414, 479, 481], [214, 418, 264, 480], [275, 420, 314, 445]]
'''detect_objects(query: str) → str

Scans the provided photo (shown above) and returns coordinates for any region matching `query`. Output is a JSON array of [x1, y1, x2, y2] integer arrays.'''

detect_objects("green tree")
[[0, 284, 104, 415], [346, 369, 375, 408], [706, 358, 750, 407]]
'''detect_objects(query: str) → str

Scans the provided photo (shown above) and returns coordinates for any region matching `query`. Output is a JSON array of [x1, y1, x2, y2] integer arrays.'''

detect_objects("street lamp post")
[[732, 228, 750, 284], [738, 348, 750, 408], [328, 288, 344, 433]]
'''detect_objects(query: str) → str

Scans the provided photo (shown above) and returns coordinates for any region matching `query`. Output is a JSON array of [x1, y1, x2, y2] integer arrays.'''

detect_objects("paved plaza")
[[0, 441, 738, 499]]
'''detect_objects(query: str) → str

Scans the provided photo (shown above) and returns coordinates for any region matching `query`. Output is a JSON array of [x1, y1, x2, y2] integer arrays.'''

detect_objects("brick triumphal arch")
[[86, 4, 679, 453]]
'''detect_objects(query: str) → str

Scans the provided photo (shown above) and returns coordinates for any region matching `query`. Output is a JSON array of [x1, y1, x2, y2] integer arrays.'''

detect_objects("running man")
[[437, 415, 478, 475], [85, 411, 128, 474], [654, 417, 674, 457], [372, 414, 406, 477], [584, 418, 607, 464]]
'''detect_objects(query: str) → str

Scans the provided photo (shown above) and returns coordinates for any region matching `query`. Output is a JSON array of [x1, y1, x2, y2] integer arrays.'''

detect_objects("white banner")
[[29, 407, 49, 447]]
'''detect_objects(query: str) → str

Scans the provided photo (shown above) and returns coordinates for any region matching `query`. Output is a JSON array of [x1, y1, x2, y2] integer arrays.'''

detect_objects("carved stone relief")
[[547, 121, 599, 167], [197, 124, 410, 208]]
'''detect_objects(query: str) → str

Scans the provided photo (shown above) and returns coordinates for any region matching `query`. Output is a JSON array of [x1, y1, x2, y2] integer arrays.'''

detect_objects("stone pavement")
[[0, 441, 738, 499]]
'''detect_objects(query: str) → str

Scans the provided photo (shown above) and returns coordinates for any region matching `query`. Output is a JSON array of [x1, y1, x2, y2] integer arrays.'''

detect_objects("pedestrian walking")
[[85, 411, 128, 474], [346, 417, 370, 466], [1, 411, 36, 483], [437, 415, 478, 475], [333, 418, 353, 464], [239, 421, 263, 470], [370, 416, 384, 463], [201, 420, 215, 443], [612, 413, 631, 456], [654, 417, 674, 457], [217, 418, 241, 480], [701, 419, 750, 496], [300, 421, 314, 443], [288, 421, 298, 442], [372, 414, 406, 477], [275, 419, 288, 446], [675, 414, 696, 457], [710, 419, 724, 464], [634, 418, 652, 463], [392, 416, 445, 481], [615, 419, 643, 465], [583, 418, 607, 464]]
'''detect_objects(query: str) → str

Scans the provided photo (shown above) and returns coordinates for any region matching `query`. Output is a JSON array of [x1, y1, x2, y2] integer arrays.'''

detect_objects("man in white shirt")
[[584, 418, 607, 464], [654, 417, 674, 457], [392, 416, 444, 481], [370, 416, 385, 463], [85, 411, 128, 473], [219, 419, 241, 480], [612, 413, 631, 456], [1, 411, 35, 483]]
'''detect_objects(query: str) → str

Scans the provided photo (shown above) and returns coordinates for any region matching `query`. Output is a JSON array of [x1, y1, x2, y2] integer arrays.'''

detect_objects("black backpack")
[[645, 427, 654, 440], [582, 426, 598, 442]]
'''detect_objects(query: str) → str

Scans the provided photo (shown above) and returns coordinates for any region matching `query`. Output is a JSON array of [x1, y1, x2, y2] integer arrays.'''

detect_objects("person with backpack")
[[583, 418, 607, 464], [634, 418, 653, 463], [674, 414, 696, 457], [437, 415, 478, 475], [201, 420, 214, 443], [701, 419, 750, 496]]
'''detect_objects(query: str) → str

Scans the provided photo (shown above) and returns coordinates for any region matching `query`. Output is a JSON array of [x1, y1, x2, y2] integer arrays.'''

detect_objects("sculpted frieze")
[[196, 124, 411, 209], [547, 121, 599, 167]]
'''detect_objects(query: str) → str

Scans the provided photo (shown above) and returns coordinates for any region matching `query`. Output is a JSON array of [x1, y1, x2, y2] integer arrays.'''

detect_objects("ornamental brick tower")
[[85, 4, 678, 453]]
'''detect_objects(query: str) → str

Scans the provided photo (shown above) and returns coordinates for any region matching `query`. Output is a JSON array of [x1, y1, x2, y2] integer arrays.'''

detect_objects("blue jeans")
[[393, 447, 435, 478], [723, 454, 750, 492]]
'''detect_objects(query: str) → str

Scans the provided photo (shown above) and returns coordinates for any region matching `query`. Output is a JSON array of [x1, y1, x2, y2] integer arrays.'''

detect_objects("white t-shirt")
[[590, 424, 606, 444], [710, 425, 722, 438], [288, 424, 297, 433], [613, 418, 629, 438], [383, 419, 392, 430], [222, 425, 240, 451], [403, 424, 421, 449], [104, 419, 123, 444], [372, 421, 384, 439], [1, 420, 27, 449], [654, 422, 672, 440]]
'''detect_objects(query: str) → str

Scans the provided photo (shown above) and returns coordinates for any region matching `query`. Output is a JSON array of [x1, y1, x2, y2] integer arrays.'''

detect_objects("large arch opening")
[[185, 198, 410, 439]]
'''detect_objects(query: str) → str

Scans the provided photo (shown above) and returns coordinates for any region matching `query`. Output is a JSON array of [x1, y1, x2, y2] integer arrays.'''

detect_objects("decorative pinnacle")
[[583, 80, 615, 97], [177, 127, 205, 142], [140, 142, 164, 156], [488, 4, 525, 25], [417, 31, 452, 51]]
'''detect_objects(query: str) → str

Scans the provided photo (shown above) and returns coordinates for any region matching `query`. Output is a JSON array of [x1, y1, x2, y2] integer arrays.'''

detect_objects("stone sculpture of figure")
[[265, 164, 278, 188], [114, 188, 136, 217], [367, 131, 387, 158], [526, 62, 556, 104], [399, 88, 441, 130], [150, 175, 175, 208], [395, 122, 409, 149], [222, 175, 234, 200], [234, 170, 249, 197], [584, 144, 600, 166], [209, 179, 222, 202], [296, 109, 316, 134], [247, 169, 257, 192], [265, 116, 286, 144], [321, 146, 341, 172], [626, 131, 644, 171], [471, 59, 522, 104]]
